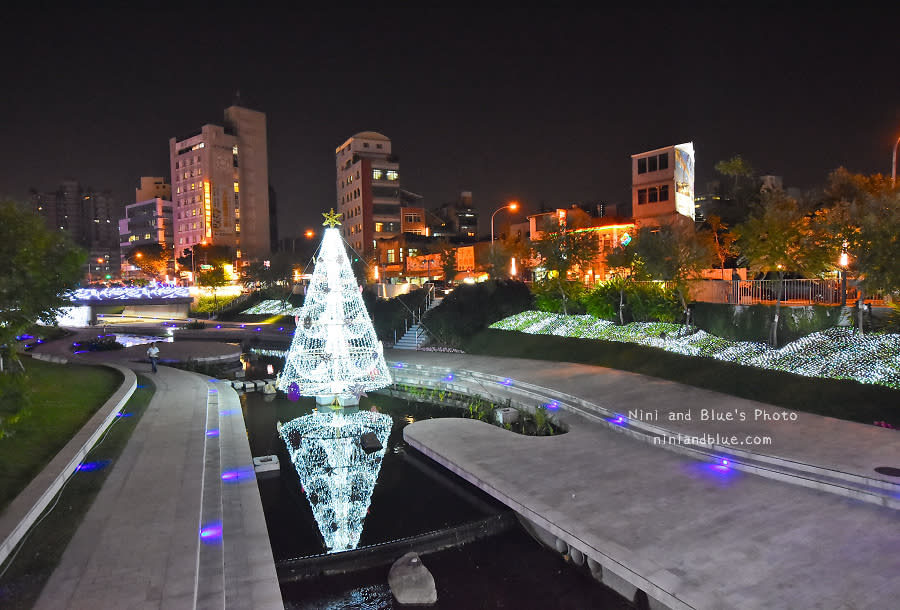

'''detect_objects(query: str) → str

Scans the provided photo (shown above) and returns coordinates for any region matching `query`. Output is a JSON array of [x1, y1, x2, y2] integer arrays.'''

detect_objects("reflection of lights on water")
[[267, 364, 274, 375], [281, 411, 392, 553], [206, 429, 219, 437]]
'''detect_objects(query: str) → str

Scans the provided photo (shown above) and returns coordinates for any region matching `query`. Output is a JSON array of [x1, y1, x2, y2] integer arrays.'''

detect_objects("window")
[[375, 222, 384, 232], [373, 169, 383, 180], [637, 158, 647, 174], [658, 153, 668, 170], [376, 143, 383, 149], [386, 170, 398, 181], [363, 142, 369, 148], [638, 189, 647, 204], [404, 213, 421, 223], [648, 156, 658, 172], [659, 185, 669, 201], [387, 249, 396, 263], [648, 187, 659, 203]]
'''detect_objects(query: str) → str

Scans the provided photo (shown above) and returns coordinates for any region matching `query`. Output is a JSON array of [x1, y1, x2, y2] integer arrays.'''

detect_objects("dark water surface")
[[241, 384, 630, 608]]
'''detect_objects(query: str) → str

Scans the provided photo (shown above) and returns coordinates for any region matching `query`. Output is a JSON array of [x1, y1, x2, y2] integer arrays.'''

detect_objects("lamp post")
[[490, 201, 519, 276], [893, 135, 900, 186], [839, 249, 849, 307]]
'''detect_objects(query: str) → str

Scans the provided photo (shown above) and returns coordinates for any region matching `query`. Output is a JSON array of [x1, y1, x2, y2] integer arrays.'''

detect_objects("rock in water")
[[388, 551, 437, 605]]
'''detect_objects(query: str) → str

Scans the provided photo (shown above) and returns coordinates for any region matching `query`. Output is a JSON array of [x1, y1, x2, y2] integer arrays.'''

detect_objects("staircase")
[[393, 296, 443, 350]]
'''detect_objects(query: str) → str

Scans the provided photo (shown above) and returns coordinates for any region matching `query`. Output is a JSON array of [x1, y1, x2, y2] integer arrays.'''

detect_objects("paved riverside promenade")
[[390, 349, 900, 610], [20, 336, 282, 609]]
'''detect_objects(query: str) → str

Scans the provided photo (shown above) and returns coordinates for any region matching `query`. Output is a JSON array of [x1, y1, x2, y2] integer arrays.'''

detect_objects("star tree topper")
[[323, 208, 342, 227]]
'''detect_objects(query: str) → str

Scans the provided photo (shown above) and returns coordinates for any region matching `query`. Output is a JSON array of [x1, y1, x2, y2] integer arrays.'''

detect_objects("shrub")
[[423, 280, 533, 348], [532, 280, 586, 314], [580, 279, 680, 324], [183, 320, 207, 330]]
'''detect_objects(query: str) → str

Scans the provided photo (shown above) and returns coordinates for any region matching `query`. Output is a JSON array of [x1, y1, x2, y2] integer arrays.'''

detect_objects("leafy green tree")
[[126, 243, 171, 280], [734, 191, 831, 346], [529, 217, 598, 314], [628, 217, 713, 326], [818, 168, 900, 330], [197, 265, 228, 310], [0, 200, 85, 373], [710, 155, 761, 226]]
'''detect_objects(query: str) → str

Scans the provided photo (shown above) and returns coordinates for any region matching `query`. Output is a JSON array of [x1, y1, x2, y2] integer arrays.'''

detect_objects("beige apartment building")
[[168, 105, 270, 262]]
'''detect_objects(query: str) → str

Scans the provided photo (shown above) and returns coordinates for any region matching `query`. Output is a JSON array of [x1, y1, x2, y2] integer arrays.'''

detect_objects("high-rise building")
[[631, 142, 695, 226], [30, 179, 119, 250], [168, 104, 270, 262], [135, 177, 172, 202], [335, 132, 402, 258]]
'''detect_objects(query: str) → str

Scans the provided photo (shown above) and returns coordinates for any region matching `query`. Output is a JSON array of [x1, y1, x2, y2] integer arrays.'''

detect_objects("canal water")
[[240, 359, 631, 608]]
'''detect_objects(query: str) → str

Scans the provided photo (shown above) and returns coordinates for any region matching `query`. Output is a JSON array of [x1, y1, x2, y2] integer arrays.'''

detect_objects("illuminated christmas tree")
[[277, 208, 392, 402], [278, 209, 393, 553]]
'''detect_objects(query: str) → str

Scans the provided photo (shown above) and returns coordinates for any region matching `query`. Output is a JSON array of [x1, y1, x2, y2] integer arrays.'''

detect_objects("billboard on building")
[[674, 142, 695, 220]]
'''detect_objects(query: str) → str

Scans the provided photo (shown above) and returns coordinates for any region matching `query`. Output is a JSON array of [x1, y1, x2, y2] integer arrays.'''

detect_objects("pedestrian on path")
[[147, 342, 160, 373]]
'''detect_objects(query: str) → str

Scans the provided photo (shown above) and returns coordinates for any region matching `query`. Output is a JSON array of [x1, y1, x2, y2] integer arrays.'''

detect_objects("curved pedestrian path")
[[391, 348, 900, 609], [21, 336, 281, 609]]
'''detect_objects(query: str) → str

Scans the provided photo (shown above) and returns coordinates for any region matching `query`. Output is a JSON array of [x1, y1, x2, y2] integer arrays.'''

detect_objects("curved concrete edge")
[[403, 420, 699, 610], [0, 362, 136, 567], [387, 361, 900, 510], [194, 376, 284, 609]]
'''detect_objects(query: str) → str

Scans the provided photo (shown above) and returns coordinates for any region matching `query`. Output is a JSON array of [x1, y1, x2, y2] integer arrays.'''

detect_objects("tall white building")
[[631, 142, 695, 225], [168, 105, 270, 262]]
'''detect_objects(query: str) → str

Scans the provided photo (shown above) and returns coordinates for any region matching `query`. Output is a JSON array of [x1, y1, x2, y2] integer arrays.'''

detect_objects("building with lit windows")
[[335, 132, 407, 258], [429, 191, 479, 241], [631, 142, 695, 226], [528, 206, 635, 283], [168, 105, 270, 263], [135, 176, 171, 202], [118, 197, 174, 280]]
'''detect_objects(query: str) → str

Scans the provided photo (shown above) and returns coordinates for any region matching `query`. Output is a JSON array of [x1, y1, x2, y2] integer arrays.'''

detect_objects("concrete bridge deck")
[[392, 349, 900, 609]]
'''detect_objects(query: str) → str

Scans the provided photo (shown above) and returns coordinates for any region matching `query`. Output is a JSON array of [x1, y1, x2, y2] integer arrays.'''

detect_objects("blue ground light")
[[75, 460, 111, 472], [199, 522, 223, 544]]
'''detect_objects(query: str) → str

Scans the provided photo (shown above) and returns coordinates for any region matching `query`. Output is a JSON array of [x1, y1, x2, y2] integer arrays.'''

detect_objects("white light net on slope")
[[277, 227, 392, 397]]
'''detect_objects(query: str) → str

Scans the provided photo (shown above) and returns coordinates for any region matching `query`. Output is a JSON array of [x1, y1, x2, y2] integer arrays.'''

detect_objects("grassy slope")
[[0, 360, 122, 512], [464, 329, 900, 426], [0, 375, 155, 608]]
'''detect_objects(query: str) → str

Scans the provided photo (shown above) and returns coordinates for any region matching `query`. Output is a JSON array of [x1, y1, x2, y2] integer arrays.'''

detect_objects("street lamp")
[[490, 201, 519, 278], [490, 201, 519, 247], [839, 247, 849, 307], [893, 135, 900, 185]]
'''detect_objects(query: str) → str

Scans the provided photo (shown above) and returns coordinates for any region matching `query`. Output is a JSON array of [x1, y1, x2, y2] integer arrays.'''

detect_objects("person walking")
[[147, 342, 160, 373]]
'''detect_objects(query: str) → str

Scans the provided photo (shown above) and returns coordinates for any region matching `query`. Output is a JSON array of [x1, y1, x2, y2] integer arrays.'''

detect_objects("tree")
[[628, 217, 713, 327], [529, 217, 599, 314], [703, 214, 739, 274], [126, 243, 171, 280], [0, 200, 85, 373], [709, 155, 761, 226], [817, 168, 900, 330], [734, 191, 831, 347], [197, 265, 227, 309]]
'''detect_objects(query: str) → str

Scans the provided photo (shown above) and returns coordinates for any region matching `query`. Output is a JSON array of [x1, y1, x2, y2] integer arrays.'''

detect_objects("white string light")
[[492, 311, 900, 389], [280, 410, 392, 552], [276, 227, 392, 398]]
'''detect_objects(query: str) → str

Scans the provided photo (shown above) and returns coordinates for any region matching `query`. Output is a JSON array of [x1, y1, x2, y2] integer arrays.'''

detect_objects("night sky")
[[2, 7, 898, 238]]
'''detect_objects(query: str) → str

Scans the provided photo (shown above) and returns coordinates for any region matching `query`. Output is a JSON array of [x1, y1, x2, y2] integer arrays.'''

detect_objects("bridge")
[[60, 286, 193, 326]]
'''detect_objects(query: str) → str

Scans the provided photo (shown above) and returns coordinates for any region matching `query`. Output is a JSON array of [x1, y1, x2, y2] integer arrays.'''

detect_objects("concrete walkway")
[[392, 349, 900, 609], [22, 336, 281, 609]]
